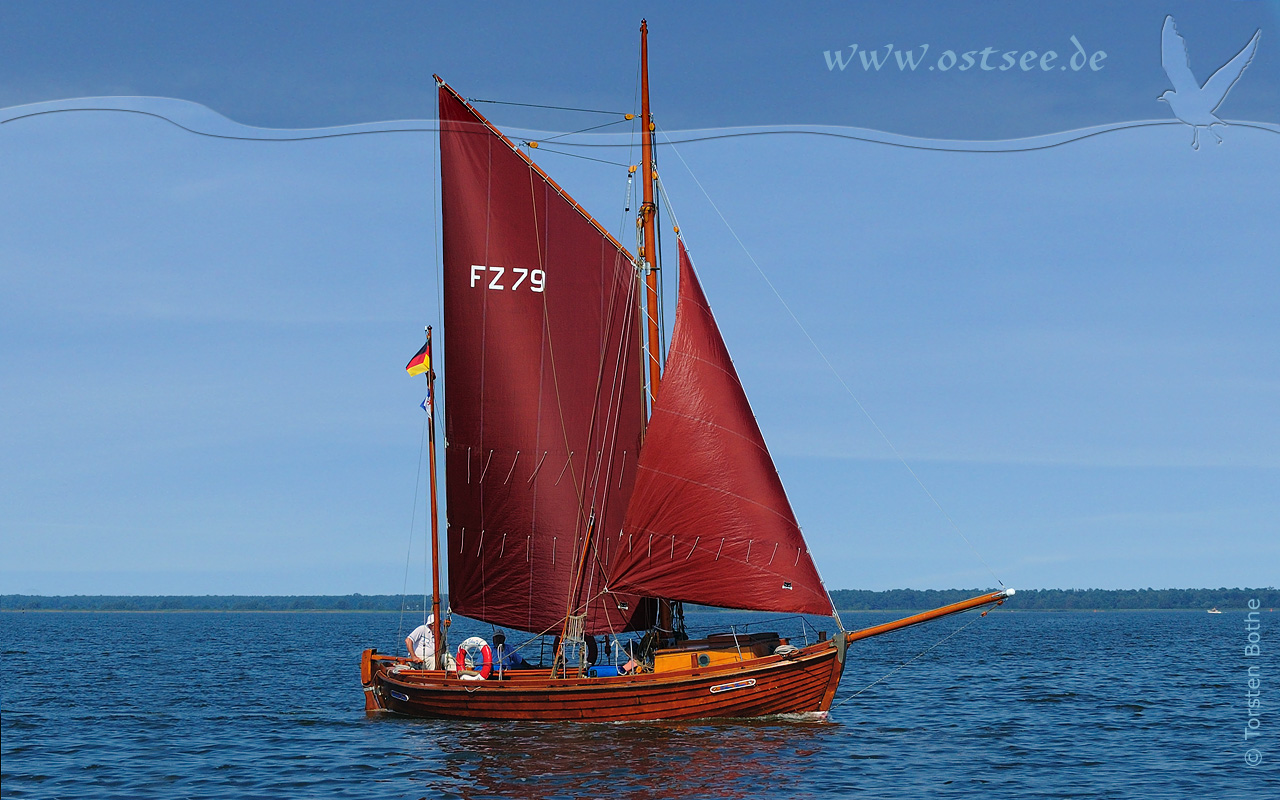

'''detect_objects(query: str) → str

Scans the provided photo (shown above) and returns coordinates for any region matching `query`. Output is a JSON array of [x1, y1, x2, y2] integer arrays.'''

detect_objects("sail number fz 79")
[[471, 265, 545, 293]]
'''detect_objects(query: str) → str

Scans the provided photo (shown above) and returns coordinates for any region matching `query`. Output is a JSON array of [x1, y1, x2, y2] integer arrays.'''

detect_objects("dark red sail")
[[438, 84, 653, 635], [609, 242, 834, 615]]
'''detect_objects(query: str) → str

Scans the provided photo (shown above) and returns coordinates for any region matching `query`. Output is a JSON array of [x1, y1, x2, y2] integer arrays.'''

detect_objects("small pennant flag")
[[421, 386, 433, 419], [406, 341, 431, 376]]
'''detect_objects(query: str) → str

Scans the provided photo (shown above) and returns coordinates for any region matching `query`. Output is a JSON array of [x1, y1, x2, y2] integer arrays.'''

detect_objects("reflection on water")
[[399, 716, 829, 800]]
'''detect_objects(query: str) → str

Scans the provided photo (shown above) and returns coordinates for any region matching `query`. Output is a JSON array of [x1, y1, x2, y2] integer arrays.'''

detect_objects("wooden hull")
[[361, 639, 846, 722]]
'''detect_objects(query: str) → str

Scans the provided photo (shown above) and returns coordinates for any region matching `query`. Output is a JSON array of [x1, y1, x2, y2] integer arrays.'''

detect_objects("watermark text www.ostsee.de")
[[824, 36, 1107, 73], [1245, 598, 1263, 767]]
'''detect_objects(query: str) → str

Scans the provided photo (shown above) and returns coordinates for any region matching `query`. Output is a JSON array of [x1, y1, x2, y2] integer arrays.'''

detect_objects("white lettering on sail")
[[470, 265, 545, 293]]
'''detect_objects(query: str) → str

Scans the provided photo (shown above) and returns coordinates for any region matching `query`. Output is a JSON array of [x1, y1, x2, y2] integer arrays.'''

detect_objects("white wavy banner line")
[[2, 96, 1278, 152]]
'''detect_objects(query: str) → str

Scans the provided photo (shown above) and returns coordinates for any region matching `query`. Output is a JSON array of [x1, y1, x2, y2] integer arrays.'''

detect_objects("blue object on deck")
[[588, 665, 620, 678]]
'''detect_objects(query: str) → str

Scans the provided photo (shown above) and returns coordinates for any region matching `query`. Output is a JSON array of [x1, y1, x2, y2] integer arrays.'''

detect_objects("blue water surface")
[[1, 609, 1275, 799]]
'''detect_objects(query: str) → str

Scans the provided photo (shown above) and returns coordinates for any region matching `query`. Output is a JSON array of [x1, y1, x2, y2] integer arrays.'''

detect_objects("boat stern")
[[361, 648, 388, 713]]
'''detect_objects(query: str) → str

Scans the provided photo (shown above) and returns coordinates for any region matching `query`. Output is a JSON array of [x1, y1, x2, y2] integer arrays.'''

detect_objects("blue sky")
[[2, 2, 1277, 595]]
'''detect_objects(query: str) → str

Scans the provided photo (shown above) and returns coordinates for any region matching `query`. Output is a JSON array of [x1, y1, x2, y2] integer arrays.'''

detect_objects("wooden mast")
[[546, 21, 671, 669], [426, 326, 443, 665], [638, 18, 676, 644], [639, 19, 661, 407]]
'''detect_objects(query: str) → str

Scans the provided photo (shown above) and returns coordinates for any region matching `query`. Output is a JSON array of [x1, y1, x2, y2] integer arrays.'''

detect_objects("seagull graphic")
[[1159, 15, 1261, 149]]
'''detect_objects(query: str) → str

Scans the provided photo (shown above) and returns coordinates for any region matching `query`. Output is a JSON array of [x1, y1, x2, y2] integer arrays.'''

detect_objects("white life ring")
[[456, 636, 493, 679]]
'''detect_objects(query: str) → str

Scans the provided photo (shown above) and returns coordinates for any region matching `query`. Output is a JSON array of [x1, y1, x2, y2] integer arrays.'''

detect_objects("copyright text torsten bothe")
[[1244, 599, 1263, 767]]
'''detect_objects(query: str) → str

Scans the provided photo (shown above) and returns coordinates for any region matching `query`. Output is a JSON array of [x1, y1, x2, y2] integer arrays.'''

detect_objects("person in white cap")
[[406, 615, 440, 668]]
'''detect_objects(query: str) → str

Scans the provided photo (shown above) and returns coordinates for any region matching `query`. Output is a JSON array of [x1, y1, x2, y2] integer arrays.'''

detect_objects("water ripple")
[[2, 610, 1277, 798]]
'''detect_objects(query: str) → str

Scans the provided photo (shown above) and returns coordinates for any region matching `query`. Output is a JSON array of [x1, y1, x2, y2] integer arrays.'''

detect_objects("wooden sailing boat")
[[360, 21, 1012, 722]]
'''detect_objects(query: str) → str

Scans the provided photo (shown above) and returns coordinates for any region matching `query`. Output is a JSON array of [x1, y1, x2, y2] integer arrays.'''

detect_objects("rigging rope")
[[492, 587, 617, 669], [465, 98, 627, 116], [830, 610, 986, 711], [656, 123, 1005, 590], [397, 409, 431, 644], [523, 144, 632, 168], [534, 117, 632, 144]]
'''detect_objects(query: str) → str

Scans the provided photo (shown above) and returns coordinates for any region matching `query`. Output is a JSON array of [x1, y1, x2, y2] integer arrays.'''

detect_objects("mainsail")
[[438, 85, 654, 635], [609, 242, 834, 616]]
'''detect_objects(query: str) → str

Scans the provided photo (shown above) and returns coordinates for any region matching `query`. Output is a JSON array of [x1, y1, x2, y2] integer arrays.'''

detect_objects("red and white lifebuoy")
[[456, 636, 493, 679]]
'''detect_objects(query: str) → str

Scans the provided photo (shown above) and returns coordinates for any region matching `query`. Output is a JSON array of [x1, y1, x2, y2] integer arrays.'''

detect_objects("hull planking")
[[362, 640, 845, 722]]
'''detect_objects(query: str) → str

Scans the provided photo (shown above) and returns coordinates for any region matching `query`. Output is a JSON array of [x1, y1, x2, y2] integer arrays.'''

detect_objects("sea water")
[[2, 609, 1275, 799]]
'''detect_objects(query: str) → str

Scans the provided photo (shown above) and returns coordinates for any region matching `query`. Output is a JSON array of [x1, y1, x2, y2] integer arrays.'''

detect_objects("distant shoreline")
[[2, 607, 1274, 615], [3, 588, 1275, 613]]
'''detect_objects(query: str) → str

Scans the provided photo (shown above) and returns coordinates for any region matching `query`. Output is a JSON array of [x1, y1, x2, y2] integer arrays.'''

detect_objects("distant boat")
[[359, 20, 1013, 722], [1207, 608, 1223, 614]]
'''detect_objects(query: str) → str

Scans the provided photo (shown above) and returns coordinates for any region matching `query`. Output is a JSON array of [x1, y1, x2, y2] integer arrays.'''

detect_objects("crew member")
[[492, 632, 525, 676], [406, 615, 441, 668]]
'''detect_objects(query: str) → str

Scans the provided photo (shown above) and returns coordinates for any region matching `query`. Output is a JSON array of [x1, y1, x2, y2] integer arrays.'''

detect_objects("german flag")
[[405, 341, 431, 376]]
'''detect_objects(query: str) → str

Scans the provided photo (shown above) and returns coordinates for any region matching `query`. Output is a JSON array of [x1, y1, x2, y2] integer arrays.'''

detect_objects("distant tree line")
[[3, 588, 1276, 612], [827, 587, 1280, 611], [0, 594, 424, 611]]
